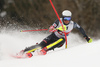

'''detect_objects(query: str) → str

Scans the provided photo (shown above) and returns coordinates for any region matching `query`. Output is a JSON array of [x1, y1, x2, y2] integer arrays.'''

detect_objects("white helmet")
[[62, 10, 72, 17]]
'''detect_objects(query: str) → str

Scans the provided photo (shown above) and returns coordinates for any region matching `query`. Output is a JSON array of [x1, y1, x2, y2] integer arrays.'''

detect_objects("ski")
[[11, 52, 28, 59]]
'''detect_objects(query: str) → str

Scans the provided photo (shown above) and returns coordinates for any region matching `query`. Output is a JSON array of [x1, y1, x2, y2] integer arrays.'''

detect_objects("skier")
[[19, 10, 93, 58]]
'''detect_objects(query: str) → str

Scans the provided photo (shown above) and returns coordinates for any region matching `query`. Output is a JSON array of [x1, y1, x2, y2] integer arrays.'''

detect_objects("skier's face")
[[64, 20, 70, 24], [63, 17, 71, 24]]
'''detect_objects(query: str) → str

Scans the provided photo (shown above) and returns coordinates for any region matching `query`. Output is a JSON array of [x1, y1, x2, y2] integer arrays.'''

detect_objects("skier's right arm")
[[49, 19, 59, 32]]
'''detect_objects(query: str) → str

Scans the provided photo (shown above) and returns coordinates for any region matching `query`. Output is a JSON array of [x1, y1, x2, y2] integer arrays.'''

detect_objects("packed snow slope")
[[0, 30, 100, 67]]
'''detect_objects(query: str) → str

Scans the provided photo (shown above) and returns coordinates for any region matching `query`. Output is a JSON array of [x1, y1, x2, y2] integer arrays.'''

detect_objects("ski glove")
[[49, 26, 57, 32], [85, 37, 93, 43]]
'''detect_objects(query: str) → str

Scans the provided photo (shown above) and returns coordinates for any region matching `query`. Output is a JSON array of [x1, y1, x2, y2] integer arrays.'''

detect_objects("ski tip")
[[10, 54, 28, 59], [10, 54, 22, 59]]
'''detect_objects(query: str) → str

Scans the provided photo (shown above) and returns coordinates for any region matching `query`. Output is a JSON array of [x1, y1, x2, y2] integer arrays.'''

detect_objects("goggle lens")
[[63, 17, 71, 21]]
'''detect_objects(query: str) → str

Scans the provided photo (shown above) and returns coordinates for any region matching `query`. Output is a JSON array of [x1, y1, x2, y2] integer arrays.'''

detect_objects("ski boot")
[[26, 52, 33, 58], [39, 47, 48, 55]]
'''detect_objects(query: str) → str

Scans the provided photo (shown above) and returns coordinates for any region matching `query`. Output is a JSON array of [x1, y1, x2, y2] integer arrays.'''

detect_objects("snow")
[[0, 30, 100, 67]]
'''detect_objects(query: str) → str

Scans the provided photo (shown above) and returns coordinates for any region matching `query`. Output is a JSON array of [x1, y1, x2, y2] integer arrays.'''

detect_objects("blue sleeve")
[[73, 22, 88, 38]]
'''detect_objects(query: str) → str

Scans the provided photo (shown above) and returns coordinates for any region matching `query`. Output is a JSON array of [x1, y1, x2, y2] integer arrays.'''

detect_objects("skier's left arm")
[[73, 22, 93, 43]]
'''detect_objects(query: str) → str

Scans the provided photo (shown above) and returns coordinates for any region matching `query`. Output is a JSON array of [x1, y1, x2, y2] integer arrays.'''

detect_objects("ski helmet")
[[62, 10, 72, 17], [62, 10, 72, 21]]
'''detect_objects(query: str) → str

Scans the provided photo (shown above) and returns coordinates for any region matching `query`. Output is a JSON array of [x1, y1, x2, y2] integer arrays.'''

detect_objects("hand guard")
[[85, 37, 93, 43], [49, 26, 57, 32]]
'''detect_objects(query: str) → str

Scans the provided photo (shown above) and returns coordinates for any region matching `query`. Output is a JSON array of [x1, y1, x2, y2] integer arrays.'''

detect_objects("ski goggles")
[[63, 17, 71, 21]]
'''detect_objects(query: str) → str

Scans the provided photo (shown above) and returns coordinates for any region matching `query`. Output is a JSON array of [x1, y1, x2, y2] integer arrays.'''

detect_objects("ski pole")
[[20, 29, 48, 32]]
